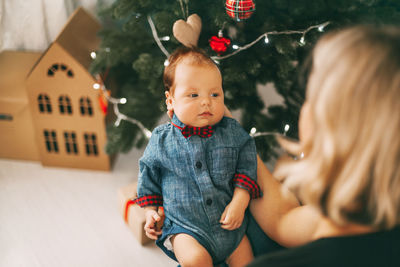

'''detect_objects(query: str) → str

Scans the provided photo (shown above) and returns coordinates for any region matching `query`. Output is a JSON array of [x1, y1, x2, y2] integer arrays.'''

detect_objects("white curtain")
[[0, 0, 113, 52]]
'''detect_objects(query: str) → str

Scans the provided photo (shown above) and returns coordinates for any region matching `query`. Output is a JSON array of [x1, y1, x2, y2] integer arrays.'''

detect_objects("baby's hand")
[[219, 202, 245, 230], [144, 207, 164, 240]]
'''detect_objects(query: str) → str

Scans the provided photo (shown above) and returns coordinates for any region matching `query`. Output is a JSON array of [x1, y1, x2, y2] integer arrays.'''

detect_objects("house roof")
[[27, 7, 101, 77], [54, 7, 101, 70]]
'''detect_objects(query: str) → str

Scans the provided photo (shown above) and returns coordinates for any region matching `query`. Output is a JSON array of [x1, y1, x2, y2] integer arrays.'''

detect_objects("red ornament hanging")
[[95, 71, 110, 115], [98, 91, 109, 115], [225, 0, 256, 21], [209, 30, 231, 55]]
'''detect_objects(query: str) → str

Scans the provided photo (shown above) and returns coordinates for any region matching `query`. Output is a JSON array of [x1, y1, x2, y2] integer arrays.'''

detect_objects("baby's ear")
[[165, 91, 173, 109]]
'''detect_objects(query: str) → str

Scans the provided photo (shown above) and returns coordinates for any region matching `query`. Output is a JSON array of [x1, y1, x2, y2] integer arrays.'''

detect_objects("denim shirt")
[[137, 115, 260, 261]]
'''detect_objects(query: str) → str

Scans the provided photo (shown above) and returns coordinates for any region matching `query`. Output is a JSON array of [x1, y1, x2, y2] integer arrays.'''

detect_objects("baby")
[[136, 46, 261, 267]]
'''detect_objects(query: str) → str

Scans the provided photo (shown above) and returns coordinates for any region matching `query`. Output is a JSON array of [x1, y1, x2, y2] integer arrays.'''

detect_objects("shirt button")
[[195, 161, 202, 169], [206, 198, 212, 206]]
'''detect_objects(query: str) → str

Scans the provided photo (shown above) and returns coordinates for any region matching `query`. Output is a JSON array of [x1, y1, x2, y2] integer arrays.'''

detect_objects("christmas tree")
[[91, 0, 400, 161]]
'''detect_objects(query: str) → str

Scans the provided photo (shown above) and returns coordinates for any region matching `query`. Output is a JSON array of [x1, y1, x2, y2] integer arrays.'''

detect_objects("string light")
[[249, 123, 292, 139], [211, 21, 330, 61], [284, 124, 290, 135], [96, 20, 330, 141], [299, 36, 306, 45], [160, 36, 170, 41], [94, 73, 152, 139], [93, 83, 100, 90], [146, 13, 328, 62], [147, 16, 170, 58]]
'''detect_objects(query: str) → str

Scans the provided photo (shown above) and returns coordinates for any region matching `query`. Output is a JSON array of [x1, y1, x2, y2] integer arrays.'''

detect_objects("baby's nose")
[[201, 96, 211, 106]]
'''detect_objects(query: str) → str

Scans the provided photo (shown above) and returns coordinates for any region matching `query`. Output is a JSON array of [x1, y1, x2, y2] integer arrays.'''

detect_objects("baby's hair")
[[277, 25, 400, 230], [163, 46, 217, 95]]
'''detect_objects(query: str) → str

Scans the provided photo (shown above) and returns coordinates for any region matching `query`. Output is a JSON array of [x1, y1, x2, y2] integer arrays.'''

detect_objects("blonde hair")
[[278, 26, 400, 229]]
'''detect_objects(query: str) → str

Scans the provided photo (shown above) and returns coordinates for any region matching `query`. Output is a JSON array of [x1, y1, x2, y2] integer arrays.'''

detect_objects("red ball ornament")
[[209, 31, 231, 55], [225, 0, 256, 21]]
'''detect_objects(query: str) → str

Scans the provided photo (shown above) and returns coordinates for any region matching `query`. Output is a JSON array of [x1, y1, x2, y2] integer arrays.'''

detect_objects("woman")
[[248, 25, 400, 266]]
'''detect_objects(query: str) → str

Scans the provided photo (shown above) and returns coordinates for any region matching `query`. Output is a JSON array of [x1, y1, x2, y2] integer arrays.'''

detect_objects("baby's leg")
[[171, 233, 213, 267], [226, 235, 253, 267]]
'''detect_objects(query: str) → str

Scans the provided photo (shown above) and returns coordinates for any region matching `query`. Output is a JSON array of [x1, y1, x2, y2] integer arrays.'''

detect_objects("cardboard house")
[[0, 7, 111, 171], [0, 51, 41, 161]]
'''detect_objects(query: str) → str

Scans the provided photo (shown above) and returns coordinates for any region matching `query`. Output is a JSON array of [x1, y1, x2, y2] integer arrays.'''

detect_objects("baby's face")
[[166, 62, 224, 127]]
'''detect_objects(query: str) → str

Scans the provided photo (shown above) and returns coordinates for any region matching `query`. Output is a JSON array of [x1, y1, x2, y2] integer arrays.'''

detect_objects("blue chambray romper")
[[137, 115, 259, 265]]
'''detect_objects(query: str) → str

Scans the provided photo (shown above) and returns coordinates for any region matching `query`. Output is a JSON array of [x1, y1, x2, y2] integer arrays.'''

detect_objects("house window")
[[47, 63, 74, 78], [0, 114, 13, 121], [38, 94, 52, 113], [84, 133, 98, 156], [59, 95, 73, 115], [79, 97, 93, 116], [64, 131, 78, 154], [43, 130, 58, 153]]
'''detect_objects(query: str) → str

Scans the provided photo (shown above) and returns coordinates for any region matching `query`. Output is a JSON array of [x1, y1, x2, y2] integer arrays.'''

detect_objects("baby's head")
[[282, 26, 400, 229], [164, 47, 225, 127]]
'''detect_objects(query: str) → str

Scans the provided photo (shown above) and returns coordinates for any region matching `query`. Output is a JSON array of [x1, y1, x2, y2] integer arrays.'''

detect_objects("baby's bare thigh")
[[171, 233, 213, 267], [226, 235, 253, 267]]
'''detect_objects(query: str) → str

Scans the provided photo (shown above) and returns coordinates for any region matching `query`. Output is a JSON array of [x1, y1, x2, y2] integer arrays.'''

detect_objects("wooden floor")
[[0, 148, 176, 267]]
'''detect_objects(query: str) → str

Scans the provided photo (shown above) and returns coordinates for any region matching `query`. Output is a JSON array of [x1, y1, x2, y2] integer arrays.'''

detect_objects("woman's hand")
[[224, 105, 233, 118]]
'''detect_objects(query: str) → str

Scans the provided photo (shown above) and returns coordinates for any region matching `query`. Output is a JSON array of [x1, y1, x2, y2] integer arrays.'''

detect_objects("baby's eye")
[[211, 93, 219, 97], [189, 93, 198, 98]]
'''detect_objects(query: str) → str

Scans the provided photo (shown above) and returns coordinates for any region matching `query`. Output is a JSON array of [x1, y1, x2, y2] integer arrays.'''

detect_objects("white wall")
[[0, 0, 114, 52]]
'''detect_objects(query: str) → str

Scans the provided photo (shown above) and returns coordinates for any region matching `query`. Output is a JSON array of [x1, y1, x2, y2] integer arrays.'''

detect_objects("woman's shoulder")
[[249, 226, 400, 267]]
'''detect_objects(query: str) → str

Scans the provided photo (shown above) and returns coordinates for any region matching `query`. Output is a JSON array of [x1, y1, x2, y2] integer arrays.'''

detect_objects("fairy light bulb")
[[90, 52, 97, 59], [300, 36, 306, 45], [93, 83, 100, 90], [284, 124, 290, 135], [144, 129, 152, 139], [318, 25, 325, 32], [232, 44, 239, 50], [114, 117, 122, 127], [120, 98, 127, 104], [164, 60, 170, 66], [264, 35, 269, 44], [160, 36, 170, 41], [250, 127, 257, 136]]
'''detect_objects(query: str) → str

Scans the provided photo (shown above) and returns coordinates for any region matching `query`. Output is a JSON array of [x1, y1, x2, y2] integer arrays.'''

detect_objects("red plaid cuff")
[[134, 195, 163, 207], [233, 173, 262, 199]]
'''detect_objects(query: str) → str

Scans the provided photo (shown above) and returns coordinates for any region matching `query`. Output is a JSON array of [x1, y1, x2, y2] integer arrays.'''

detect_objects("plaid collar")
[[171, 115, 213, 138]]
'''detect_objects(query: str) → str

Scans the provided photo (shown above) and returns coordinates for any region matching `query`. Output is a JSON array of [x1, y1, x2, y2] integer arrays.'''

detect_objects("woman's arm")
[[250, 156, 321, 247]]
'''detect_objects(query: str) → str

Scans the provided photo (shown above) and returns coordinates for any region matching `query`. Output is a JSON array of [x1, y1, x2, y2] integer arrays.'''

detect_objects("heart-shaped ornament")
[[173, 14, 202, 47]]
